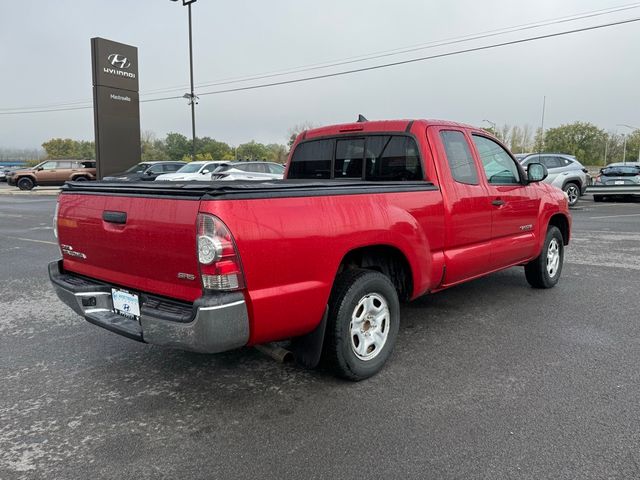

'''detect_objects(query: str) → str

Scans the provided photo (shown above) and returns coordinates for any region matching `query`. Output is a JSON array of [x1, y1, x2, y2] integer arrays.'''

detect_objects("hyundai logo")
[[108, 53, 131, 69]]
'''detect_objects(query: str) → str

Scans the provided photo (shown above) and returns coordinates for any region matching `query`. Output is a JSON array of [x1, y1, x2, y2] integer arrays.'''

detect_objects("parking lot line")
[[4, 235, 58, 246], [588, 213, 640, 220]]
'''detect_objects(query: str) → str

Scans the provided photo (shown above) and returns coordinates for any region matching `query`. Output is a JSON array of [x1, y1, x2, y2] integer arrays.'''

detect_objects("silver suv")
[[519, 154, 590, 206]]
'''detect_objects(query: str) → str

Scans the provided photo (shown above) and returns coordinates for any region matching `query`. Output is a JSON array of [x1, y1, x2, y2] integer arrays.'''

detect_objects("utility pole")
[[171, 0, 198, 161]]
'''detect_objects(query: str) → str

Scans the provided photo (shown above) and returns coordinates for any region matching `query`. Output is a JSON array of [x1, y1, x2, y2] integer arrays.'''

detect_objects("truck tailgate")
[[57, 193, 202, 302]]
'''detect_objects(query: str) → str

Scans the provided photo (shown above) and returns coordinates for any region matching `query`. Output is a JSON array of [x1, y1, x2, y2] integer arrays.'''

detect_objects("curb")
[[0, 188, 61, 196]]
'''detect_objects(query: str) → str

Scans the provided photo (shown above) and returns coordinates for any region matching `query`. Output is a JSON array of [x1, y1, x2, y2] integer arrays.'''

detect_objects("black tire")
[[563, 182, 580, 207], [323, 269, 400, 381], [73, 176, 88, 182], [593, 195, 604, 202], [17, 177, 34, 191], [524, 226, 564, 289]]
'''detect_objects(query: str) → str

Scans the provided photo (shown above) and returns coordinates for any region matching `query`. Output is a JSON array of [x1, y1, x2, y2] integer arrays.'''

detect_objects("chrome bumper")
[[48, 260, 249, 353]]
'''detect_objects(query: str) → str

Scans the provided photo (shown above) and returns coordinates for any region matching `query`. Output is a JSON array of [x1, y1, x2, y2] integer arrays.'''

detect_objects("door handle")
[[103, 211, 127, 224], [492, 199, 505, 206]]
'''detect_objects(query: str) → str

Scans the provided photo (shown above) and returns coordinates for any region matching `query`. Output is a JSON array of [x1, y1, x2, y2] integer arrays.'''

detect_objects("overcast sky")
[[1, 0, 639, 149]]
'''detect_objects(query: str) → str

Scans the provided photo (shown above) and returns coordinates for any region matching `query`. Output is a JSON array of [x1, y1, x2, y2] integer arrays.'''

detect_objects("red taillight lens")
[[197, 213, 245, 291], [594, 175, 601, 184]]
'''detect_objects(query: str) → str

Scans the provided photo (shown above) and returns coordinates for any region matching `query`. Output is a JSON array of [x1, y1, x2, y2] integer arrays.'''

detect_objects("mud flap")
[[291, 306, 328, 369]]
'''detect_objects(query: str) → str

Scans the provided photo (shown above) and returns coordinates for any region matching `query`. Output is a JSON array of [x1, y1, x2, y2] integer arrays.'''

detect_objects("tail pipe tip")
[[255, 343, 294, 364]]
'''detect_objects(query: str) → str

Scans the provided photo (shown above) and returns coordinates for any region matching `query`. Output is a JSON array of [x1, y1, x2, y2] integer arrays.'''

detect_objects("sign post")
[[91, 38, 141, 179]]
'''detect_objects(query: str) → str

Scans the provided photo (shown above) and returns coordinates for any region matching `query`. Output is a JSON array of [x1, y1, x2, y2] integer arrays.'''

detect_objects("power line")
[[1, 14, 639, 115], [141, 1, 640, 95], [2, 2, 639, 113], [193, 16, 640, 97]]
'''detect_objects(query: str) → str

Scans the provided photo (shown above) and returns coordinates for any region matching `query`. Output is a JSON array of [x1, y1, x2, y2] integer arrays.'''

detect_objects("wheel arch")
[[548, 213, 570, 245], [335, 244, 414, 302]]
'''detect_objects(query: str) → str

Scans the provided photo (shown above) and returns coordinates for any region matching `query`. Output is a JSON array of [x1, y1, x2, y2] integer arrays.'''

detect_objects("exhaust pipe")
[[255, 343, 294, 364]]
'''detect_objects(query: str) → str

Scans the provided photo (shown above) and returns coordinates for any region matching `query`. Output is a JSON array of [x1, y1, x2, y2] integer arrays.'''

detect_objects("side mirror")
[[145, 170, 153, 175], [527, 163, 548, 183], [201, 170, 209, 174], [36, 167, 44, 171]]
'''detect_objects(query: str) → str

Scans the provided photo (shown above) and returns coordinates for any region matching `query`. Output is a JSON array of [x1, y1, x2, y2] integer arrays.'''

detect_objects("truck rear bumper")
[[48, 260, 249, 353]]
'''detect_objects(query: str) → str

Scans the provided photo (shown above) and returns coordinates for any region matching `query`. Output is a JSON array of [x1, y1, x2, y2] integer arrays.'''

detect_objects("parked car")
[[102, 161, 186, 181], [518, 153, 590, 206], [210, 161, 285, 180], [50, 118, 570, 381], [592, 162, 640, 202], [155, 161, 225, 181], [7, 160, 96, 190], [0, 166, 21, 182]]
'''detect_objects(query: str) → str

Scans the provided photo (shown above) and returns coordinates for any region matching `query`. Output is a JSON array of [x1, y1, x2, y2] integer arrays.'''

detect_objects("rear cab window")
[[288, 135, 423, 181]]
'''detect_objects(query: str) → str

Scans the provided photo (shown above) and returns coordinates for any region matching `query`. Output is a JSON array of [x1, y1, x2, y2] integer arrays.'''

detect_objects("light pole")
[[617, 124, 640, 162], [171, 0, 198, 161]]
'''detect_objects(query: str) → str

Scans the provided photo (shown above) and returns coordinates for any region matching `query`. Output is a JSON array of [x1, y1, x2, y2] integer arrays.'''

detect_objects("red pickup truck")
[[49, 119, 570, 380]]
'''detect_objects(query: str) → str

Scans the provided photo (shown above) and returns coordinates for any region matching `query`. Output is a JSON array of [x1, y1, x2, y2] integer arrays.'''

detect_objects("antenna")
[[357, 114, 368, 123]]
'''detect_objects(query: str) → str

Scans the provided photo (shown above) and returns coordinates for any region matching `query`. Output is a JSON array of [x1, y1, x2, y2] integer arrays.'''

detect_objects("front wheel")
[[17, 177, 34, 190], [563, 183, 580, 207], [524, 226, 564, 289], [323, 269, 400, 381]]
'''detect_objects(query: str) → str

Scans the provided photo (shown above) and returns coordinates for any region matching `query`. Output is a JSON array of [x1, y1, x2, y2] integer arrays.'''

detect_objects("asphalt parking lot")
[[1, 193, 639, 479]]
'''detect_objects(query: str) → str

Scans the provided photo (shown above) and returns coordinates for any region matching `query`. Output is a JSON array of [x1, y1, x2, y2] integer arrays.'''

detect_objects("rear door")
[[428, 127, 493, 284], [471, 134, 541, 268]]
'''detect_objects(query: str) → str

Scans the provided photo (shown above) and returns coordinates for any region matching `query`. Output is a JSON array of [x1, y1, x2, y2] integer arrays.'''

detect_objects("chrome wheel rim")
[[547, 238, 560, 277], [566, 185, 579, 205], [349, 293, 390, 361]]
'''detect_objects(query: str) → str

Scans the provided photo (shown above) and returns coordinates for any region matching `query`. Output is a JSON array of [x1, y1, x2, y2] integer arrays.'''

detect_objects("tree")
[[266, 143, 288, 164], [543, 122, 607, 165], [236, 141, 272, 161], [197, 137, 232, 160], [164, 132, 191, 160], [41, 138, 95, 159]]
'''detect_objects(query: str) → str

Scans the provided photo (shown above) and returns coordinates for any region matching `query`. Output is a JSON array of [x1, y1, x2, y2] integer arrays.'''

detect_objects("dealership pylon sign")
[[91, 38, 141, 179]]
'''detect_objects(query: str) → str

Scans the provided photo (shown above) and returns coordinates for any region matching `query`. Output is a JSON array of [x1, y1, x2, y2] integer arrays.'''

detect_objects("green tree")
[[236, 140, 272, 161], [197, 137, 232, 159], [165, 132, 191, 160], [543, 122, 607, 165], [266, 143, 288, 163], [141, 131, 169, 161], [41, 138, 76, 159]]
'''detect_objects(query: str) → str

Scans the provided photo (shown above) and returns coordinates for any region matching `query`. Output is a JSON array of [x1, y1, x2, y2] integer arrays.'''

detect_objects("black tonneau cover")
[[61, 179, 438, 200]]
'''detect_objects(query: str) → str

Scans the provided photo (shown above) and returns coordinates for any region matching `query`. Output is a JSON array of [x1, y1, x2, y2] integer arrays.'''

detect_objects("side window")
[[335, 138, 364, 178], [164, 164, 181, 172], [148, 165, 164, 174], [288, 139, 333, 179], [472, 135, 520, 184], [541, 156, 562, 169], [365, 136, 422, 181], [40, 161, 58, 170], [440, 130, 479, 185], [268, 163, 285, 174], [57, 161, 73, 169]]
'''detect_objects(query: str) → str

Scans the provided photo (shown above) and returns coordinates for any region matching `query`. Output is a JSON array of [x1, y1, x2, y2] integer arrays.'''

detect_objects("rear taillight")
[[53, 201, 59, 239], [196, 213, 245, 291], [594, 175, 601, 184]]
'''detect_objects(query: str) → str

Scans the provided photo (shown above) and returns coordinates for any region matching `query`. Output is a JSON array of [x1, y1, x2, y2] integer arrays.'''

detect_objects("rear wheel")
[[73, 176, 88, 182], [17, 177, 34, 190], [323, 269, 400, 381], [563, 182, 580, 207], [524, 226, 564, 289]]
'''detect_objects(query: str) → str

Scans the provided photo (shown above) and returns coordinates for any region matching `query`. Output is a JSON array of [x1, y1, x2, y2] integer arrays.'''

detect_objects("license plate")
[[615, 180, 625, 185], [112, 288, 140, 320]]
